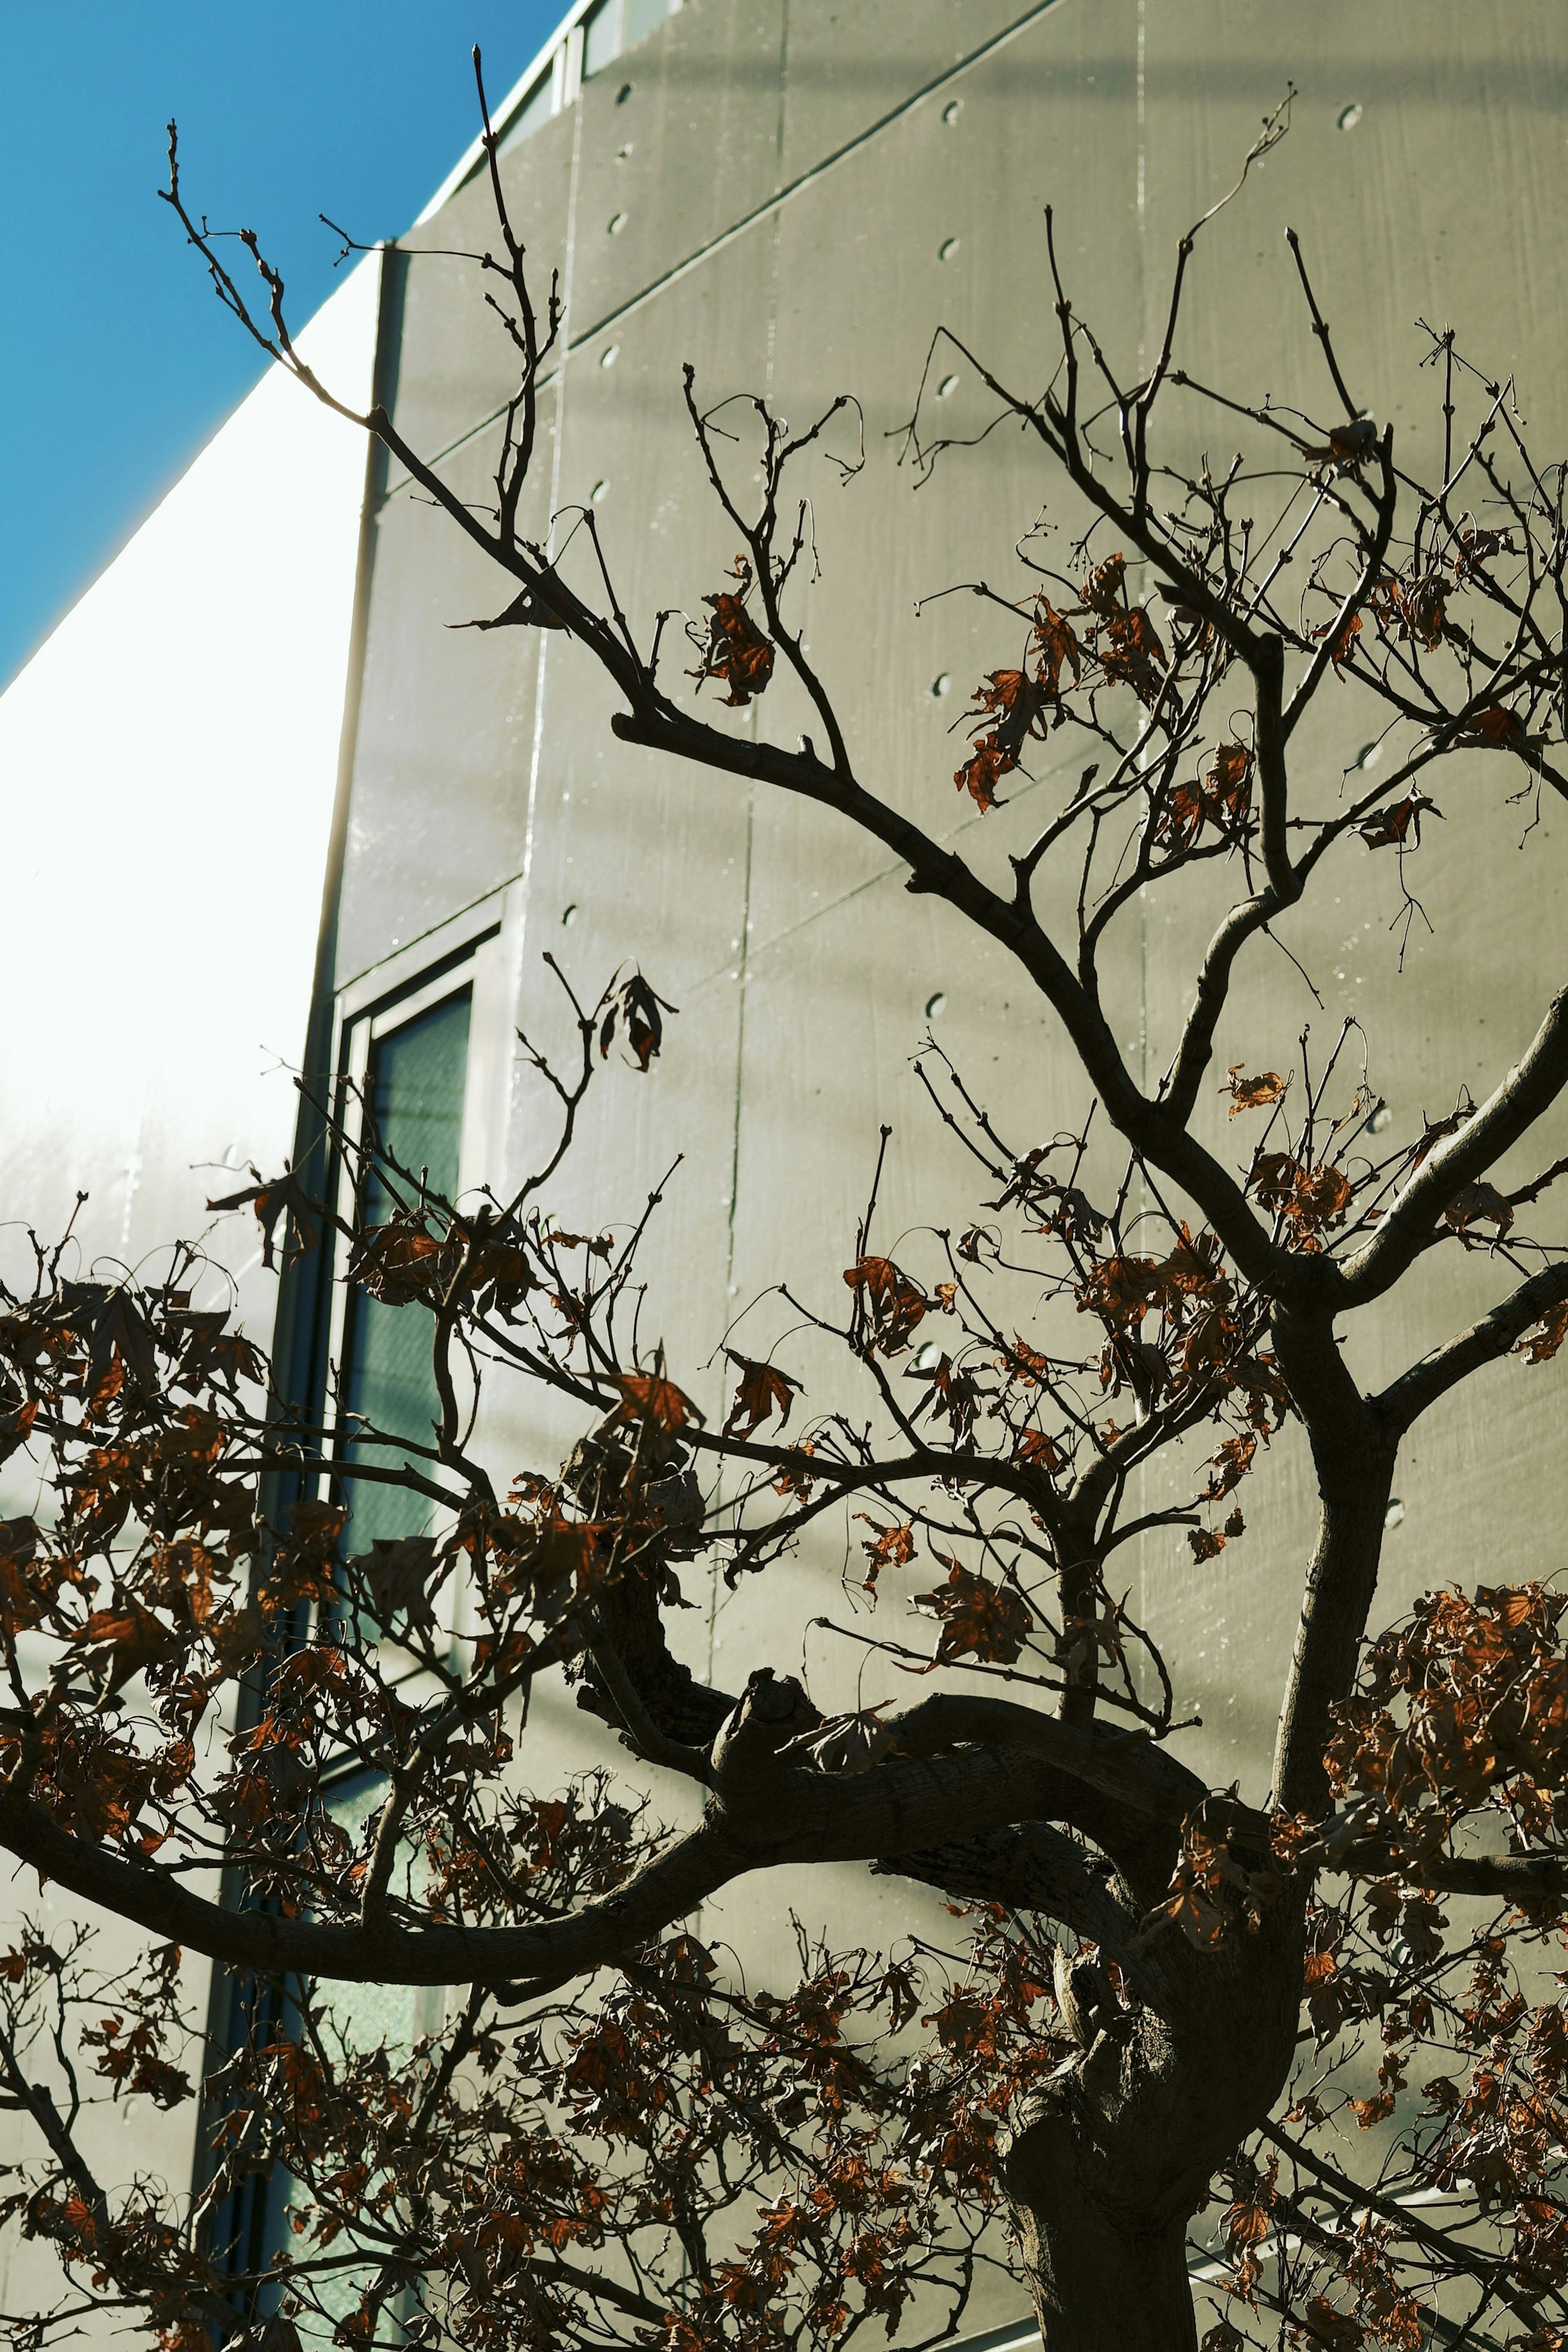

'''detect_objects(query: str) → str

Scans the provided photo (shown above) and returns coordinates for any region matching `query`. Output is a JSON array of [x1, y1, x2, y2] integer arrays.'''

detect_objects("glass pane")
[[497, 69, 555, 157], [624, 0, 670, 47], [219, 1775, 427, 2327], [315, 1772, 426, 2047], [583, 0, 624, 78], [342, 990, 471, 1552], [278, 1774, 423, 2341]]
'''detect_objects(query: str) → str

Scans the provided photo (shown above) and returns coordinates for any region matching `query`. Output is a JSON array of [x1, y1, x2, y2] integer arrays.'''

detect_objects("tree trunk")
[[1010, 2151, 1201, 2351], [1004, 1890, 1304, 2350]]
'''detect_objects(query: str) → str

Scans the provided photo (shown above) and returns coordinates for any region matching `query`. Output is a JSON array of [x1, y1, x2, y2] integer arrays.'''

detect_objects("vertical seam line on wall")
[[284, 241, 400, 1423], [724, 25, 791, 1299], [707, 0, 789, 1701], [710, 786, 753, 1697], [724, 788, 756, 1308], [1134, 0, 1151, 1630], [510, 90, 586, 1179]]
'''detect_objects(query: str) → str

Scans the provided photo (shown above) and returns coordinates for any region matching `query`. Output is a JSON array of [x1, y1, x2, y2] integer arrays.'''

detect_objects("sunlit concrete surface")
[[0, 259, 376, 2327], [318, 5, 1568, 2340], [0, 257, 376, 1311], [359, 0, 1568, 1826]]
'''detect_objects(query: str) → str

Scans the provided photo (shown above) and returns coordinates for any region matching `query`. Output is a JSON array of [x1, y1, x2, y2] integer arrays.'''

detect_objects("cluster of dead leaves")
[[1517, 1296, 1568, 1367], [1367, 566, 1453, 653], [723, 1349, 801, 1440], [692, 556, 775, 706], [1155, 740, 1254, 856], [348, 1216, 459, 1307], [1140, 1799, 1283, 1951], [1076, 555, 1169, 704], [0, 1276, 278, 1815], [1074, 1224, 1287, 1443], [843, 1254, 928, 1357], [1223, 1065, 1288, 1118], [853, 1514, 915, 1597], [78, 1941, 192, 2112], [182, 1919, 1052, 2352], [205, 1162, 319, 1270], [1247, 1146, 1355, 1251], [423, 1768, 634, 1928], [953, 553, 1172, 812], [1324, 1583, 1568, 1854], [0, 1242, 717, 1912], [1456, 702, 1544, 756], [599, 970, 677, 1070], [1187, 1505, 1246, 1564], [1078, 1226, 1226, 1334], [911, 1558, 1033, 1668], [1212, 2147, 1429, 2346], [953, 666, 1052, 812], [1356, 789, 1443, 852]]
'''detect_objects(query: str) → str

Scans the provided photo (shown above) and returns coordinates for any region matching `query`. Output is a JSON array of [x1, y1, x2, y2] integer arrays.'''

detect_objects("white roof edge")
[[413, 0, 600, 226]]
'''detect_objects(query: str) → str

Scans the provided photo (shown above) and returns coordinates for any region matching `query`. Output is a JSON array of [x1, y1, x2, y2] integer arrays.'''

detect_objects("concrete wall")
[[298, 0, 1568, 2329], [0, 256, 377, 1316], [0, 259, 376, 2326], [347, 0, 1568, 1813]]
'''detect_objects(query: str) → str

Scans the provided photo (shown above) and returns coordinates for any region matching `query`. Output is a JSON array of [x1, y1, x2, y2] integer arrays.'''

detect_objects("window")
[[274, 1766, 430, 2344], [203, 903, 510, 2322], [583, 0, 623, 78], [210, 1766, 430, 2338], [461, 0, 682, 188], [338, 985, 472, 1551], [626, 0, 677, 47], [584, 0, 679, 79]]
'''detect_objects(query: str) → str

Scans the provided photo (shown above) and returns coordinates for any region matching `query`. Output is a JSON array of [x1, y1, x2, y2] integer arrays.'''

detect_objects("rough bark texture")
[[895, 1790, 1305, 2347], [1005, 1894, 1305, 2349], [1270, 1311, 1399, 1816]]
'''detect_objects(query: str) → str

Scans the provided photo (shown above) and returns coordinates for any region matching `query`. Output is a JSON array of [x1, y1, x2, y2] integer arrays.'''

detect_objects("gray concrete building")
[[2, 0, 1566, 2336]]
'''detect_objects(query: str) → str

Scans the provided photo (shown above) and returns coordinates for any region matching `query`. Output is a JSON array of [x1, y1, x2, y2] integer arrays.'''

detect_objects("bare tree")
[[2, 72, 1568, 2352]]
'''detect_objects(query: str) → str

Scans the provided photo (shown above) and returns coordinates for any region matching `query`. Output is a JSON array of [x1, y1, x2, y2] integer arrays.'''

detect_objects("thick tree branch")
[[584, 1611, 719, 1787], [880, 1821, 1138, 1946], [1375, 1257, 1568, 1435], [0, 1716, 1191, 1990], [1252, 633, 1297, 901], [612, 707, 1320, 1305], [1340, 985, 1568, 1306], [0, 1779, 740, 1987], [1162, 887, 1282, 1126], [875, 1693, 1203, 1822], [1330, 1846, 1568, 1902], [1270, 1313, 1397, 1814]]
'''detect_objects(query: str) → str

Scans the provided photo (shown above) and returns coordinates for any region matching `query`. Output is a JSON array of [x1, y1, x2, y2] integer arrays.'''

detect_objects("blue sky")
[[1, 5, 561, 690]]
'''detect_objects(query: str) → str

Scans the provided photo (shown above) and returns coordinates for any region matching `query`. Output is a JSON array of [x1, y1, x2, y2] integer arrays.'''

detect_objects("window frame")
[[316, 888, 519, 1494], [437, 0, 686, 195], [200, 888, 522, 2314]]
